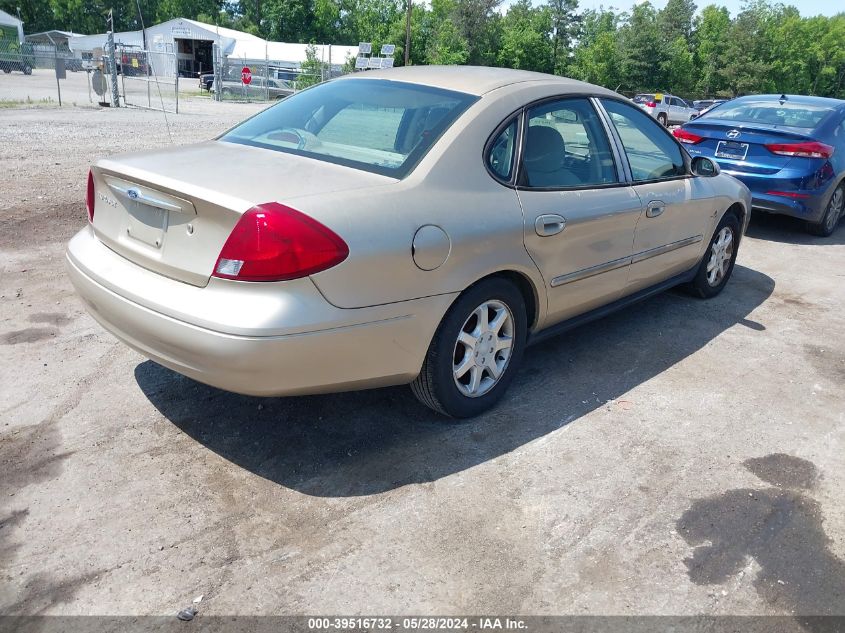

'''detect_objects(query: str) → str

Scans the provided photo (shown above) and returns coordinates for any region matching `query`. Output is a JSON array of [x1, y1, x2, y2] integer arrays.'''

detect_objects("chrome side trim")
[[631, 235, 703, 264], [550, 235, 703, 288], [551, 255, 631, 287]]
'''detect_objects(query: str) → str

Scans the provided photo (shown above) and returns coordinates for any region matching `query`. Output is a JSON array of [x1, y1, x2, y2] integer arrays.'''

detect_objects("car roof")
[[343, 65, 620, 98], [732, 94, 845, 107]]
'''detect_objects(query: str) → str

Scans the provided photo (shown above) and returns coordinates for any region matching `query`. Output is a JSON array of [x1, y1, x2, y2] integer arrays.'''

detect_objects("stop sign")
[[241, 66, 252, 85]]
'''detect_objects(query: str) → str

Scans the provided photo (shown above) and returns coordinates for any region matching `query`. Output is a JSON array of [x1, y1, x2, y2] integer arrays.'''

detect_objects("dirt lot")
[[1, 94, 844, 625]]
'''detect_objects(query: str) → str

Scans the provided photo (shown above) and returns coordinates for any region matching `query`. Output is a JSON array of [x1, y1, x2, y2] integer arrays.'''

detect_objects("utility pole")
[[404, 0, 411, 66], [106, 9, 120, 107]]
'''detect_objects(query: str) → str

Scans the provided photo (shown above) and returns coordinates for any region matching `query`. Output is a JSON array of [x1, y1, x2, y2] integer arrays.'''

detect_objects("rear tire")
[[686, 212, 740, 298], [411, 278, 527, 419], [658, 113, 668, 126], [807, 183, 844, 237], [23, 64, 32, 75]]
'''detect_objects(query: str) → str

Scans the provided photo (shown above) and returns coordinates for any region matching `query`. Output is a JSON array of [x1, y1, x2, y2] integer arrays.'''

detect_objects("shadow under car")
[[135, 264, 775, 498]]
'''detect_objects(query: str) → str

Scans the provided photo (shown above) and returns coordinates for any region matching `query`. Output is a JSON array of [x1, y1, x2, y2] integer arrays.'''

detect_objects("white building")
[[69, 30, 144, 55], [67, 18, 358, 78]]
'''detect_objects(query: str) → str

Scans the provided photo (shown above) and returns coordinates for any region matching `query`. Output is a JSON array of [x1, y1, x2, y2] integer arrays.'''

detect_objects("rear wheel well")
[[466, 270, 539, 330]]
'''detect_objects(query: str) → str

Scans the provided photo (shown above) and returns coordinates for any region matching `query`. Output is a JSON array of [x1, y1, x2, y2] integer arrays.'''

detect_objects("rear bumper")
[[721, 169, 836, 223], [743, 189, 826, 221], [66, 227, 455, 396]]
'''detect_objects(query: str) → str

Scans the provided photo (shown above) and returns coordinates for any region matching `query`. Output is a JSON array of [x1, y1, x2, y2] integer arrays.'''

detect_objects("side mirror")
[[691, 156, 720, 177]]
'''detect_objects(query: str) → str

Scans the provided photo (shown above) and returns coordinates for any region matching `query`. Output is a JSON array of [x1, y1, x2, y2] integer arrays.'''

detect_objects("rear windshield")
[[220, 79, 478, 178], [702, 100, 834, 129], [633, 94, 658, 104]]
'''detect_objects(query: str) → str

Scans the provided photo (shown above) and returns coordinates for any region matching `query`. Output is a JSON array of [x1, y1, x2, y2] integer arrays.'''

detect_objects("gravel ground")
[[1, 95, 844, 626]]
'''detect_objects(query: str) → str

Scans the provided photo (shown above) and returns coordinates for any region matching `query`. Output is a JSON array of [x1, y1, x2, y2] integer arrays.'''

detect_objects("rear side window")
[[601, 99, 686, 182], [521, 98, 618, 189], [704, 100, 835, 129], [488, 119, 518, 181], [221, 79, 478, 178]]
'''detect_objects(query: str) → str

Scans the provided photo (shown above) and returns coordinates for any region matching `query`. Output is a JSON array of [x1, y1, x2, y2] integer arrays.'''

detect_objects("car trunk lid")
[[90, 141, 394, 287], [684, 119, 818, 175]]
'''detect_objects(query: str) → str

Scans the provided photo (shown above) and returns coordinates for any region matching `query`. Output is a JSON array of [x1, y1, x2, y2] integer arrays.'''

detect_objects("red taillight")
[[765, 141, 834, 159], [86, 170, 94, 223], [646, 101, 656, 108], [212, 202, 349, 282], [673, 128, 705, 144], [766, 190, 811, 199]]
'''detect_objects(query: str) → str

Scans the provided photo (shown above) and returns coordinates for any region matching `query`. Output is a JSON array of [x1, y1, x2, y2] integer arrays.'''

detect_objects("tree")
[[719, 1, 771, 96], [693, 4, 731, 96], [662, 35, 695, 95], [571, 30, 621, 88], [547, 0, 580, 75], [618, 2, 664, 92], [659, 0, 696, 41], [427, 0, 469, 65], [498, 0, 553, 72], [387, 2, 434, 66], [296, 42, 328, 87], [450, 0, 502, 65]]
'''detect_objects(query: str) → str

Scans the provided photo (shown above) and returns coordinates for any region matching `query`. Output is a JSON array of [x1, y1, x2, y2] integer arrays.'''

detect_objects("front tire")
[[411, 278, 527, 418], [686, 212, 740, 298], [807, 183, 844, 237]]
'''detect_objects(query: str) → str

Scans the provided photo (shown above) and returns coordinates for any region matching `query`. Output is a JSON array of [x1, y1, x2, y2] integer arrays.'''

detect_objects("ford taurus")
[[67, 66, 751, 418]]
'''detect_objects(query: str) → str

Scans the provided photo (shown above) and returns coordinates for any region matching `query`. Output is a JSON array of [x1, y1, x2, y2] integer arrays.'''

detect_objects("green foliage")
[[547, 0, 580, 75], [498, 0, 552, 72], [5, 0, 845, 98], [619, 2, 664, 92], [296, 42, 328, 87]]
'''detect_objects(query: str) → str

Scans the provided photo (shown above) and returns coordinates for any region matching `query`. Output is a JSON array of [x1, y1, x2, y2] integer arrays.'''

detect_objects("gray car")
[[67, 66, 750, 418], [213, 76, 294, 100]]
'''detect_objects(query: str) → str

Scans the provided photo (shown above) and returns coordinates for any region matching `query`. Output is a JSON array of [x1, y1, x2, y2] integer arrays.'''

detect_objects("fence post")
[[54, 49, 62, 106]]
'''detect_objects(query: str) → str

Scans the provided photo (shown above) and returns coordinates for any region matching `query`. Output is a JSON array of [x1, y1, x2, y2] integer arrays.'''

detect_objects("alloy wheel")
[[825, 187, 844, 233], [452, 300, 514, 398], [706, 226, 734, 287]]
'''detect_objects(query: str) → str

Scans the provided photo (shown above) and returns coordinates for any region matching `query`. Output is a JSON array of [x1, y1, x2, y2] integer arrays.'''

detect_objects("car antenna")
[[135, 0, 173, 144]]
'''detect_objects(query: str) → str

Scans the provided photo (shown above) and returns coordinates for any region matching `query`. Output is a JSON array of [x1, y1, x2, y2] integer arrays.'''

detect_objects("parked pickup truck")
[[633, 93, 698, 126], [0, 29, 33, 75]]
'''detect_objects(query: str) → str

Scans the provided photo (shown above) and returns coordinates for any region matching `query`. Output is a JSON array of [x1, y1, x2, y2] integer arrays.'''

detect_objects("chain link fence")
[[208, 44, 342, 103], [116, 46, 179, 113], [1, 38, 348, 109]]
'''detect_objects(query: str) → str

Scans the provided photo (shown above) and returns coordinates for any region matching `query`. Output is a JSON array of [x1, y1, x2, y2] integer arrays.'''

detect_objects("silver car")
[[214, 76, 294, 100], [633, 93, 698, 126], [67, 66, 751, 418]]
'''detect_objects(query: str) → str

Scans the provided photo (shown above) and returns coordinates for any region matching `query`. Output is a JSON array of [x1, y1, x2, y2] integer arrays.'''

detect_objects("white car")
[[633, 93, 698, 126]]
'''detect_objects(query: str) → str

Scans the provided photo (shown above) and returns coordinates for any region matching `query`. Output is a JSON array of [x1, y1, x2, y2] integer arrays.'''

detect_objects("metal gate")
[[118, 47, 179, 113]]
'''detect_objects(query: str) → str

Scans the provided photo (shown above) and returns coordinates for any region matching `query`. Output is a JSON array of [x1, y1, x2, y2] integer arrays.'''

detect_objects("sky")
[[578, 0, 842, 18]]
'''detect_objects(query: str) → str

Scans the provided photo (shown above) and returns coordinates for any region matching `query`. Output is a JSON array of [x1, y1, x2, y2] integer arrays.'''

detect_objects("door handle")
[[535, 214, 566, 237], [646, 202, 665, 218]]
